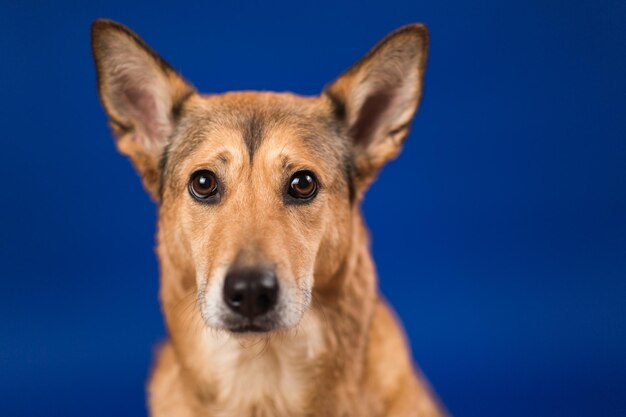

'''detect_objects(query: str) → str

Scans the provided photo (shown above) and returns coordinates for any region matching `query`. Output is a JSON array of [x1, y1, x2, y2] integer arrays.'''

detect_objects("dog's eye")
[[287, 171, 319, 201], [189, 170, 219, 201]]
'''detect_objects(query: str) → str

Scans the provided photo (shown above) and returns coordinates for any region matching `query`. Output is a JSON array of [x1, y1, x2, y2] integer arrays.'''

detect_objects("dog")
[[91, 18, 444, 417]]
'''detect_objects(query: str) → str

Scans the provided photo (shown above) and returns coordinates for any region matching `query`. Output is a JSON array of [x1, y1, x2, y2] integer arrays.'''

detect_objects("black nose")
[[223, 268, 279, 319]]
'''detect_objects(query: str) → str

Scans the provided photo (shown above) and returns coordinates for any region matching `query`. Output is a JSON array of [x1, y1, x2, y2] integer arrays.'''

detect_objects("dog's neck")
[[157, 211, 378, 414]]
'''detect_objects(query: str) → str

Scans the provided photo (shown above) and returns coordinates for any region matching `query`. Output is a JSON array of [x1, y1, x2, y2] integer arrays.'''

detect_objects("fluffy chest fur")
[[199, 313, 326, 417]]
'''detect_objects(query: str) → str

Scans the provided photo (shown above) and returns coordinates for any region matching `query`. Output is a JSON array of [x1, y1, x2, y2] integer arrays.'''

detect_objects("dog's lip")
[[229, 324, 272, 333]]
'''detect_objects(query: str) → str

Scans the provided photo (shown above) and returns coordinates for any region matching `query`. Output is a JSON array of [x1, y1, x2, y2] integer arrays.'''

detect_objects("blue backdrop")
[[1, 1, 625, 416]]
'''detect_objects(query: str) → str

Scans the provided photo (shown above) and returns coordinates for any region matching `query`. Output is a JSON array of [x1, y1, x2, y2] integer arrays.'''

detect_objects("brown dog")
[[91, 19, 444, 417]]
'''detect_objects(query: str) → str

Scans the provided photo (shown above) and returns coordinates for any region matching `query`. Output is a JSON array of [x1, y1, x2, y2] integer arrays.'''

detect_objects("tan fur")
[[92, 19, 446, 417]]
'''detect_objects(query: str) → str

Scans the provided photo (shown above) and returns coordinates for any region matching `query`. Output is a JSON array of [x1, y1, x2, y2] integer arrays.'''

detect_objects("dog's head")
[[91, 20, 428, 334]]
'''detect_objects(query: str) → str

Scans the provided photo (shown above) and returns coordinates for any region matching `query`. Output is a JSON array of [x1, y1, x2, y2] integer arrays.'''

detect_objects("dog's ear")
[[91, 19, 195, 199], [324, 24, 428, 193]]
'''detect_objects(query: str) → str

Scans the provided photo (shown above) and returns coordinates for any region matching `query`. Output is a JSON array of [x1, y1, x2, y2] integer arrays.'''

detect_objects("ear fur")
[[324, 23, 429, 192], [91, 19, 195, 199]]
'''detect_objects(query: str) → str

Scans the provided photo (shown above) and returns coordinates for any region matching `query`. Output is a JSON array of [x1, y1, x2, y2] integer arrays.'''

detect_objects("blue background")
[[1, 1, 625, 416]]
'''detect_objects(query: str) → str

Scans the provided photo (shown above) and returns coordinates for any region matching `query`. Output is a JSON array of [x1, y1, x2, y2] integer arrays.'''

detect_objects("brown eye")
[[189, 170, 219, 201], [288, 171, 319, 201]]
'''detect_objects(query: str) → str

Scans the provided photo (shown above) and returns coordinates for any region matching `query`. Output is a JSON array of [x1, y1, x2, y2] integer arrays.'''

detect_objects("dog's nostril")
[[223, 268, 279, 319]]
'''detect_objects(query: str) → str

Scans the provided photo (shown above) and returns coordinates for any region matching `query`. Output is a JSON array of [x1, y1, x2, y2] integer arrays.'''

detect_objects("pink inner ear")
[[122, 85, 169, 149], [350, 88, 399, 148]]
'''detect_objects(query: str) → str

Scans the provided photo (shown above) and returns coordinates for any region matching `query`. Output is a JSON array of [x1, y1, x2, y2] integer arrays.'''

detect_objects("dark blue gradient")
[[1, 1, 625, 416]]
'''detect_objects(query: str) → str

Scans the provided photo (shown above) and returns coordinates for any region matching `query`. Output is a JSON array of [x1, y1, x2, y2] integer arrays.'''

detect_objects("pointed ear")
[[324, 24, 429, 192], [91, 19, 195, 199]]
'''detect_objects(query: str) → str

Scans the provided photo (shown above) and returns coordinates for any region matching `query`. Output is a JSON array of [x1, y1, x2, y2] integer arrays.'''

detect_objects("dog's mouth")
[[229, 324, 272, 333], [221, 314, 281, 334]]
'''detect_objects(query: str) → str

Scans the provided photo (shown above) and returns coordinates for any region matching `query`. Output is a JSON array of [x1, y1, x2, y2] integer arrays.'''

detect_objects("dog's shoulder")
[[366, 300, 445, 416]]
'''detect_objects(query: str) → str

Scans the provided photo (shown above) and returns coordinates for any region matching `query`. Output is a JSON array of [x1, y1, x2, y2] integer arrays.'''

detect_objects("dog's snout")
[[223, 268, 279, 319]]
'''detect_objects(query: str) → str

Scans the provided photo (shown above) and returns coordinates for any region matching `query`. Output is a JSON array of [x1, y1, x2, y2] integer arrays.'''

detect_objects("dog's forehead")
[[171, 91, 345, 165]]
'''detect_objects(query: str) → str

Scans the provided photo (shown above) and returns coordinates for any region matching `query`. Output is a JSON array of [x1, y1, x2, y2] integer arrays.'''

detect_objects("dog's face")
[[92, 20, 428, 333], [158, 93, 356, 332]]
